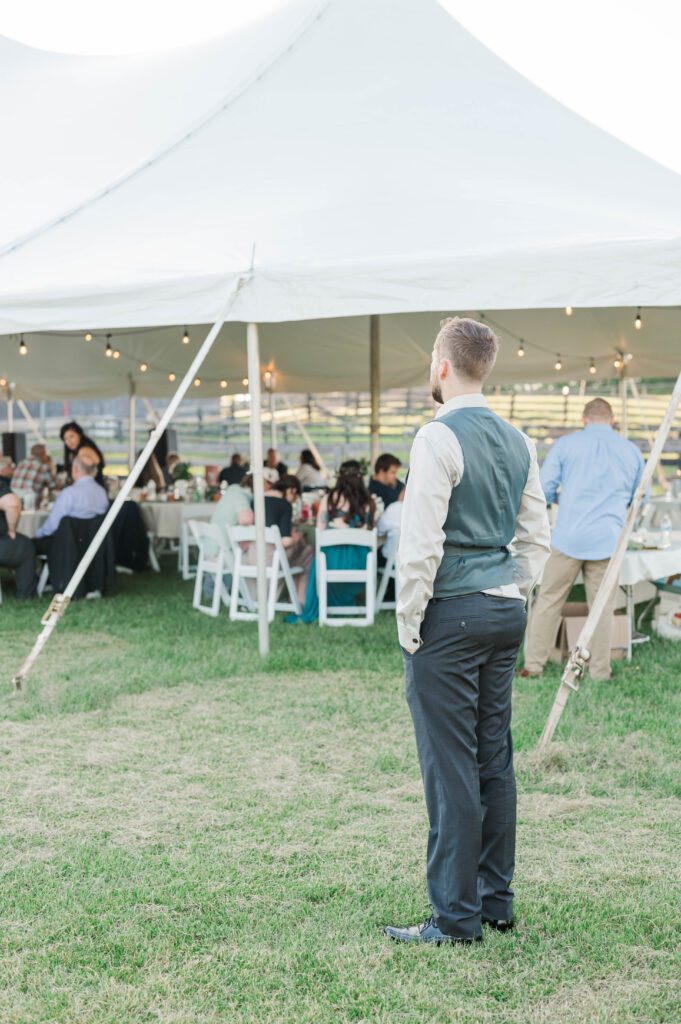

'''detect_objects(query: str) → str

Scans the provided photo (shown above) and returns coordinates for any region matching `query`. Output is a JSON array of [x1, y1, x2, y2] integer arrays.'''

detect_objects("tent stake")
[[247, 323, 269, 657], [538, 368, 681, 748], [11, 277, 248, 690]]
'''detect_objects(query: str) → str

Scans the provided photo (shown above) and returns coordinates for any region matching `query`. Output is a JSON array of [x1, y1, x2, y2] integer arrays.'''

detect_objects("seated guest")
[[13, 444, 56, 497], [522, 398, 644, 681], [289, 461, 376, 623], [212, 474, 255, 536], [60, 420, 106, 486], [163, 452, 181, 489], [264, 474, 313, 602], [219, 453, 247, 487], [0, 456, 36, 598], [369, 453, 404, 510], [35, 455, 109, 555], [377, 485, 404, 563], [264, 447, 287, 476], [296, 449, 326, 490]]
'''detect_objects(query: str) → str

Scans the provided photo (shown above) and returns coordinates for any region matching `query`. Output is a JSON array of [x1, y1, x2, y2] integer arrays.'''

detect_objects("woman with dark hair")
[[296, 449, 326, 490], [288, 460, 376, 623], [60, 421, 106, 486]]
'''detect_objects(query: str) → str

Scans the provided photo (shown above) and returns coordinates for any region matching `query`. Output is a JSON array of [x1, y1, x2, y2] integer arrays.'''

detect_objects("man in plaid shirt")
[[12, 444, 56, 496]]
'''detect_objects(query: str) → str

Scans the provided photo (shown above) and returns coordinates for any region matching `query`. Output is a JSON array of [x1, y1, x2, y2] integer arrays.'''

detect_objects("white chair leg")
[[37, 560, 50, 597], [148, 532, 161, 573], [318, 554, 328, 626]]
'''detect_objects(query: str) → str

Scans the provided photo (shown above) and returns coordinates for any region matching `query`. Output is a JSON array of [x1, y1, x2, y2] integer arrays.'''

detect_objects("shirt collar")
[[583, 422, 613, 433], [435, 393, 488, 418]]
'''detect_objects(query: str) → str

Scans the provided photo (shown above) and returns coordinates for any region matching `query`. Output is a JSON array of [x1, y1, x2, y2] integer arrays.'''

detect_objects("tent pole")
[[282, 395, 327, 474], [538, 368, 681, 748], [369, 314, 380, 468], [269, 389, 277, 450], [16, 398, 45, 443], [619, 363, 628, 438], [247, 323, 269, 657], [128, 377, 136, 472], [11, 277, 248, 690]]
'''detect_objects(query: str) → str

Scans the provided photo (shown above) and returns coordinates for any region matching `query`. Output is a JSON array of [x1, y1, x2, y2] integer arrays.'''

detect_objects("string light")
[[194, 377, 201, 387], [113, 349, 120, 359], [565, 306, 573, 316], [139, 362, 148, 373], [84, 332, 93, 342], [242, 377, 249, 387], [168, 372, 176, 382], [613, 354, 622, 369], [634, 307, 642, 330], [589, 358, 597, 375], [182, 328, 190, 345], [561, 385, 570, 396], [0, 377, 7, 387], [220, 379, 228, 389], [517, 340, 525, 358], [554, 354, 562, 371], [105, 342, 113, 358], [18, 336, 27, 356]]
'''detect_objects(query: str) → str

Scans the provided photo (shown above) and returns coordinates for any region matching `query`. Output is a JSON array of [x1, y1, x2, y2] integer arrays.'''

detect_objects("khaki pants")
[[525, 549, 617, 680]]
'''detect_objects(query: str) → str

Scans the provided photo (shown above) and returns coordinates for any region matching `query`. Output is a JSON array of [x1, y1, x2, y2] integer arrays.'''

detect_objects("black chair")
[[111, 500, 149, 573], [45, 515, 116, 598]]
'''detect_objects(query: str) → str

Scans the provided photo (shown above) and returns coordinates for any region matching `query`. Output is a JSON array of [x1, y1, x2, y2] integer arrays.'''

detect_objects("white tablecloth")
[[620, 546, 681, 587], [139, 501, 215, 540], [19, 510, 49, 539]]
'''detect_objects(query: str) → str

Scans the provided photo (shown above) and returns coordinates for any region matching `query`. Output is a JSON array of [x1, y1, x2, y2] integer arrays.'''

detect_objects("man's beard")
[[430, 372, 443, 405]]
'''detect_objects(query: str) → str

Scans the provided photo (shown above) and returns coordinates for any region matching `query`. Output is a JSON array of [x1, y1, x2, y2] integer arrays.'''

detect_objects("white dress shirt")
[[396, 394, 551, 651]]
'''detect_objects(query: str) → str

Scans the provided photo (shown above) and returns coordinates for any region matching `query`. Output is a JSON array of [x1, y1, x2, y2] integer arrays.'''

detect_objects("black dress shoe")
[[482, 916, 515, 932], [384, 916, 482, 945]]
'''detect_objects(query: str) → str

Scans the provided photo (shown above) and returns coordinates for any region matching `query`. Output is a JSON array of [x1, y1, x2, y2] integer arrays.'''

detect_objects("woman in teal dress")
[[288, 461, 376, 624]]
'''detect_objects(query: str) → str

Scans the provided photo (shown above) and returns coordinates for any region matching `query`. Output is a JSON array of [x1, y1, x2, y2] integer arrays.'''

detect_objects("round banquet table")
[[139, 500, 216, 540], [18, 510, 49, 539]]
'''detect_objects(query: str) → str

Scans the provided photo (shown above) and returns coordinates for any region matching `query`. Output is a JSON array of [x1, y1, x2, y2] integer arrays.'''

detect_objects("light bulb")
[[242, 377, 249, 387], [589, 359, 596, 375], [554, 355, 562, 371], [113, 349, 120, 359], [565, 306, 573, 316], [84, 332, 93, 342], [0, 377, 7, 387], [140, 362, 148, 373], [19, 337, 27, 356], [220, 379, 228, 389], [182, 328, 190, 345], [561, 385, 570, 396], [194, 377, 201, 387], [613, 357, 622, 369], [105, 342, 113, 358], [634, 308, 642, 330], [517, 341, 525, 358], [168, 372, 176, 382]]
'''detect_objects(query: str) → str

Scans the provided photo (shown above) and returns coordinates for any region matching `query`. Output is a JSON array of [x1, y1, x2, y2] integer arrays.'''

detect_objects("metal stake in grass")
[[11, 275, 250, 691], [538, 368, 681, 749]]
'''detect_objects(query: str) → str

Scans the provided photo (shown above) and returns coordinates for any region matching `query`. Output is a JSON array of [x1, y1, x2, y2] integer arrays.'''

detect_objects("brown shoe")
[[516, 667, 542, 679]]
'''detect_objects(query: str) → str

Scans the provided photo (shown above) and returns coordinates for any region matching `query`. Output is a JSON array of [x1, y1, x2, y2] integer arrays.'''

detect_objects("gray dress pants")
[[403, 592, 527, 940]]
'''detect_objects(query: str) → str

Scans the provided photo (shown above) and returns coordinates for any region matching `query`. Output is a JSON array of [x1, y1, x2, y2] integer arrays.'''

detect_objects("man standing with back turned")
[[385, 317, 551, 945]]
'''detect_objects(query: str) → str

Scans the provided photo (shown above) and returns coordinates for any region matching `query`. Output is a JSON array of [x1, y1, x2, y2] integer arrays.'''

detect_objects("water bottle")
[[660, 513, 673, 549]]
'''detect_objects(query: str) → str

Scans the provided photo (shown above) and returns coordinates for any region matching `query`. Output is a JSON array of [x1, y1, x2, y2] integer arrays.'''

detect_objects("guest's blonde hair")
[[435, 316, 499, 382]]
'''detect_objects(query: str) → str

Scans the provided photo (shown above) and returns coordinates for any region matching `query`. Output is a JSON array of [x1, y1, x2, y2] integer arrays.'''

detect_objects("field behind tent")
[[1, 566, 679, 1024]]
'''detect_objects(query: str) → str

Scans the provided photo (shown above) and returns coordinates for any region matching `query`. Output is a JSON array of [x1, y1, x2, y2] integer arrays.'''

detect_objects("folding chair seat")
[[227, 525, 302, 622], [317, 528, 377, 627], [179, 506, 212, 580], [189, 520, 247, 617]]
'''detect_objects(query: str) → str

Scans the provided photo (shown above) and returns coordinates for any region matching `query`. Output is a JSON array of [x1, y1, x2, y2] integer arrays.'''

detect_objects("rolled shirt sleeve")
[[512, 436, 552, 598], [396, 424, 462, 651]]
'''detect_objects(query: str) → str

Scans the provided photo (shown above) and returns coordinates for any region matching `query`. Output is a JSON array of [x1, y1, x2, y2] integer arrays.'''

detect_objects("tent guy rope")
[[10, 274, 251, 690], [537, 366, 681, 748]]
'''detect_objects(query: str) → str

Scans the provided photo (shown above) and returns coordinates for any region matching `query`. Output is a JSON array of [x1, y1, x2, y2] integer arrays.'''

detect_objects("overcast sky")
[[1, 0, 679, 174]]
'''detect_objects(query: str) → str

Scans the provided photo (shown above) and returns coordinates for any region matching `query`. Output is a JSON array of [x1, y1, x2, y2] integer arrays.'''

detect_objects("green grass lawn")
[[1, 566, 680, 1023]]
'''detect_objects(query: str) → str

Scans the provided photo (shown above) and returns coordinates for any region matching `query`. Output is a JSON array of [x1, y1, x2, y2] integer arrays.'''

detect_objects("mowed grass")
[[0, 565, 679, 1024]]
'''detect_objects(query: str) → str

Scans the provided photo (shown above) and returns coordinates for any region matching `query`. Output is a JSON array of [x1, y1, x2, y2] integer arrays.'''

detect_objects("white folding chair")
[[189, 520, 248, 618], [37, 556, 50, 597], [376, 535, 400, 611], [317, 528, 377, 627], [227, 525, 302, 622], [179, 507, 212, 580]]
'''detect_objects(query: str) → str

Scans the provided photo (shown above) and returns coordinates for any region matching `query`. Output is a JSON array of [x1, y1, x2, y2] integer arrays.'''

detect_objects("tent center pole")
[[128, 377, 137, 473], [619, 363, 628, 438], [369, 314, 380, 468], [247, 323, 269, 658], [269, 389, 277, 450]]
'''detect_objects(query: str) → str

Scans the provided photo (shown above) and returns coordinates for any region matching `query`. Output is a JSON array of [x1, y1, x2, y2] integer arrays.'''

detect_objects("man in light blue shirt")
[[35, 455, 109, 553], [523, 398, 643, 680]]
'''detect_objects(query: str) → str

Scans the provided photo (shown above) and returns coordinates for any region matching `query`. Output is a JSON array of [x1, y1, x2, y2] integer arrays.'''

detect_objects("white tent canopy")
[[2, 0, 681, 374]]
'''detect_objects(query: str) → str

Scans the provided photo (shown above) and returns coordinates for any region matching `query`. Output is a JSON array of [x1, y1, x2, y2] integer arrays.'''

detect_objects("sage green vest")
[[433, 407, 530, 597]]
